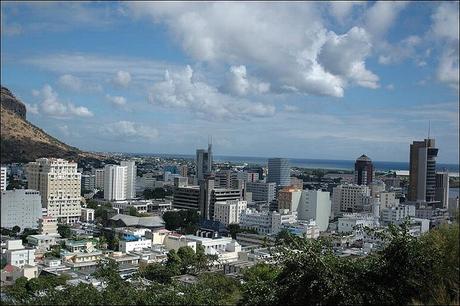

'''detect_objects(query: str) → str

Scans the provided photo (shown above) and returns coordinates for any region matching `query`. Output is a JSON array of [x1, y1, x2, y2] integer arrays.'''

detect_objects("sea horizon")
[[119, 152, 460, 173]]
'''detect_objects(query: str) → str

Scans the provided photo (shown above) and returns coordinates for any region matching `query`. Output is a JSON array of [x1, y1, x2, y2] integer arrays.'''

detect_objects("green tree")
[[12, 225, 21, 234], [128, 206, 138, 216], [177, 246, 197, 274], [140, 263, 176, 284], [228, 223, 240, 239], [57, 224, 72, 238], [241, 263, 280, 305], [165, 249, 182, 275]]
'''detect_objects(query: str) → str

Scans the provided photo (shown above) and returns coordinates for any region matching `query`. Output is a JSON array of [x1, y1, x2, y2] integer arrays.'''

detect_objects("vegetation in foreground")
[[2, 222, 458, 305]]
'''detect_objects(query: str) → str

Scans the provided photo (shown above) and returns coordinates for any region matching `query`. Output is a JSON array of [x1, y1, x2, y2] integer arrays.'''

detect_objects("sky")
[[1, 1, 459, 164]]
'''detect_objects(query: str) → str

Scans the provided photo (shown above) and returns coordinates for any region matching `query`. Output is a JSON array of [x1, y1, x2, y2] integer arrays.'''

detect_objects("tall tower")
[[120, 160, 136, 199], [196, 139, 213, 181], [104, 165, 127, 201], [354, 154, 374, 185], [267, 158, 290, 187], [408, 138, 438, 202]]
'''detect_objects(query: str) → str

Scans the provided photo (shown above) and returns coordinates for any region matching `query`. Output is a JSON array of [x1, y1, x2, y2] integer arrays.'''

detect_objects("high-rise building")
[[199, 176, 242, 220], [91, 168, 104, 189], [354, 154, 374, 185], [1, 166, 7, 191], [172, 186, 201, 210], [435, 172, 449, 208], [1, 189, 42, 229], [213, 200, 248, 226], [332, 184, 371, 216], [196, 142, 213, 181], [267, 158, 290, 187], [297, 190, 331, 231], [104, 165, 127, 201], [179, 165, 188, 177], [121, 161, 136, 199], [277, 186, 302, 212], [26, 158, 81, 224], [246, 181, 276, 203], [81, 174, 96, 192], [408, 138, 438, 202]]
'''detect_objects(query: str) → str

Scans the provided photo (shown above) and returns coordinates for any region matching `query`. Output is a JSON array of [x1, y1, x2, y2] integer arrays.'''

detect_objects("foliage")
[[12, 225, 21, 234], [139, 262, 176, 284], [228, 224, 258, 239], [162, 209, 200, 234], [127, 206, 138, 216], [57, 224, 72, 238], [143, 187, 169, 199], [20, 228, 39, 244]]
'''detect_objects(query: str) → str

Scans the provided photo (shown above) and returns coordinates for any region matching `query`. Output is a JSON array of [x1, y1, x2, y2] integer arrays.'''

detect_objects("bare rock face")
[[1, 86, 26, 119], [1, 86, 103, 163]]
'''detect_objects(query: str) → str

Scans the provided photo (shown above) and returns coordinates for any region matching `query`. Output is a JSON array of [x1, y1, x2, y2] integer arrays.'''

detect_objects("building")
[[172, 186, 201, 210], [81, 208, 95, 222], [179, 165, 188, 177], [369, 180, 386, 197], [104, 165, 127, 201], [81, 174, 96, 192], [380, 205, 416, 225], [26, 234, 59, 252], [174, 176, 188, 188], [297, 190, 331, 231], [38, 216, 58, 235], [240, 209, 297, 235], [5, 240, 36, 268], [119, 238, 152, 253], [267, 158, 290, 187], [1, 189, 42, 229], [332, 184, 371, 216], [185, 235, 242, 265], [337, 213, 378, 234], [91, 168, 105, 189], [246, 181, 276, 203], [378, 191, 398, 209], [121, 161, 136, 199], [1, 166, 7, 191], [199, 177, 242, 220], [290, 177, 304, 189], [26, 158, 81, 224], [435, 172, 449, 208], [354, 154, 374, 185], [196, 142, 213, 181], [213, 200, 248, 226], [408, 138, 438, 202], [277, 186, 302, 212], [282, 220, 320, 239]]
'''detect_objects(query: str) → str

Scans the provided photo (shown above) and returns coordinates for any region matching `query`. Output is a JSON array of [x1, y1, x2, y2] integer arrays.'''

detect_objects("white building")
[[282, 220, 320, 239], [369, 180, 386, 197], [38, 216, 58, 235], [297, 190, 331, 231], [332, 184, 371, 216], [213, 200, 247, 226], [337, 213, 378, 234], [26, 234, 59, 252], [5, 240, 36, 268], [119, 238, 152, 253], [380, 205, 416, 225], [240, 209, 297, 235], [121, 161, 136, 199], [81, 208, 95, 222], [185, 235, 242, 264], [277, 186, 302, 212], [1, 189, 42, 230], [104, 165, 127, 201], [26, 158, 81, 224], [162, 233, 197, 252], [1, 166, 7, 191], [378, 191, 398, 209]]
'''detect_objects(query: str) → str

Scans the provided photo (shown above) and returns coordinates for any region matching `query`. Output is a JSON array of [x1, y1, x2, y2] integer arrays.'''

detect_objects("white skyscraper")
[[104, 165, 127, 201], [297, 190, 331, 232], [26, 158, 81, 224], [1, 189, 42, 229], [121, 160, 136, 199], [1, 166, 7, 191]]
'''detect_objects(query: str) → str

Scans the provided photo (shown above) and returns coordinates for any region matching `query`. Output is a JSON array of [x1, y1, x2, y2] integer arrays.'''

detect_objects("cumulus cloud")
[[364, 1, 408, 39], [24, 103, 39, 115], [32, 84, 94, 118], [378, 35, 422, 65], [126, 2, 379, 97], [105, 94, 127, 107], [112, 70, 131, 87], [148, 65, 275, 119], [223, 65, 270, 96], [100, 121, 159, 141], [430, 2, 459, 90], [328, 1, 365, 24], [58, 74, 82, 91]]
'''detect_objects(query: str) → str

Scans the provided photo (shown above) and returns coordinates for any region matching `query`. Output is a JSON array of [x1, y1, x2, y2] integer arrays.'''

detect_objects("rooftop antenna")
[[428, 120, 431, 139]]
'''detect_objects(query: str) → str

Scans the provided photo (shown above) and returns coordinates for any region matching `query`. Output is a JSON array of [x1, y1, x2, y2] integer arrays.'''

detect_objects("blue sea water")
[[136, 153, 459, 172]]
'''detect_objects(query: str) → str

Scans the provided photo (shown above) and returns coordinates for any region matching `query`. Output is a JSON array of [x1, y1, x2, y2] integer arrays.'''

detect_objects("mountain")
[[1, 86, 102, 164]]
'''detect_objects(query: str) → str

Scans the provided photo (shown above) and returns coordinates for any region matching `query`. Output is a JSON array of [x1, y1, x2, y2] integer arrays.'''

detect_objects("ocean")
[[136, 153, 459, 172]]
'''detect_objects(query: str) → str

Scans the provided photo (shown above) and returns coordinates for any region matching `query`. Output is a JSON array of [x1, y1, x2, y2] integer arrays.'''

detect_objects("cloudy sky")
[[1, 1, 459, 163]]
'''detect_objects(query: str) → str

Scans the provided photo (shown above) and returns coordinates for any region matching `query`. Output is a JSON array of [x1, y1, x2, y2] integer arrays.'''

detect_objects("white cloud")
[[105, 94, 127, 107], [33, 84, 94, 118], [126, 2, 378, 97], [24, 103, 39, 115], [328, 1, 365, 24], [223, 65, 270, 96], [58, 74, 82, 91], [148, 65, 275, 119], [100, 121, 159, 141], [319, 27, 379, 89], [112, 70, 131, 87], [378, 35, 422, 65], [364, 1, 408, 39], [430, 2, 459, 91]]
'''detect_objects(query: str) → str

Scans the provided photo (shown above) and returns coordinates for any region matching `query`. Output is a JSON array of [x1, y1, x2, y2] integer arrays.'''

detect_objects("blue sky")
[[1, 1, 459, 163]]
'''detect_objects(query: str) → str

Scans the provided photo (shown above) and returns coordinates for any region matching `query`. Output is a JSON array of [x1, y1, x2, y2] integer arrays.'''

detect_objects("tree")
[[57, 224, 72, 238], [12, 225, 21, 234], [20, 228, 38, 244], [128, 206, 138, 216], [165, 249, 182, 275], [140, 263, 176, 284], [228, 223, 240, 239], [177, 246, 197, 274]]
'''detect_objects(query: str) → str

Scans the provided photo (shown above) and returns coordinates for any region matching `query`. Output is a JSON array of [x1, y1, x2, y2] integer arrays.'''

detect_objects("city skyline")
[[1, 2, 459, 163]]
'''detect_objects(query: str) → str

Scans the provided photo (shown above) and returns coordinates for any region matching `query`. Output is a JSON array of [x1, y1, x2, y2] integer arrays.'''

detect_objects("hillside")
[[1, 86, 102, 163]]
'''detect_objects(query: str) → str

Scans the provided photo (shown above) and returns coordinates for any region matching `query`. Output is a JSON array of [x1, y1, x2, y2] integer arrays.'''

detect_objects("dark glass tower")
[[354, 154, 374, 185], [408, 138, 438, 202]]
